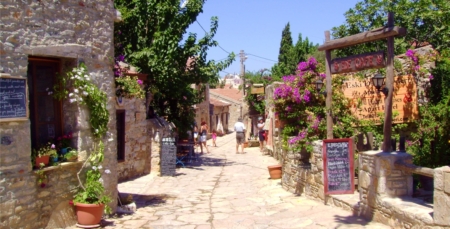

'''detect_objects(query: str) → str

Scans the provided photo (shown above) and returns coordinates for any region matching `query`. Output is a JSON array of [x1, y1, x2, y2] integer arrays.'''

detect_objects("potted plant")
[[32, 143, 57, 168], [64, 149, 78, 162], [115, 75, 145, 99], [72, 141, 111, 227], [57, 133, 73, 154]]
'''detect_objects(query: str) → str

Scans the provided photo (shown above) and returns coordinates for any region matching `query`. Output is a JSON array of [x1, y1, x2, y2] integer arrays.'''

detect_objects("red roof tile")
[[210, 85, 243, 102], [210, 98, 230, 107]]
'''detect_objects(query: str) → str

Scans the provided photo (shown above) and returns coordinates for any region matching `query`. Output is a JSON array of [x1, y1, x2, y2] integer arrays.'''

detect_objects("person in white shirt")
[[234, 117, 246, 154]]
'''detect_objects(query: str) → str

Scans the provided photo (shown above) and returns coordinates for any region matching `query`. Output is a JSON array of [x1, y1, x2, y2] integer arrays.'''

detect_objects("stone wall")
[[0, 0, 118, 228], [116, 97, 152, 181], [270, 139, 450, 228]]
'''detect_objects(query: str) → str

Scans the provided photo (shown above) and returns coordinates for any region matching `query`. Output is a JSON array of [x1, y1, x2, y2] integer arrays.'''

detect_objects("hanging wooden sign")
[[251, 84, 265, 94], [331, 51, 386, 74]]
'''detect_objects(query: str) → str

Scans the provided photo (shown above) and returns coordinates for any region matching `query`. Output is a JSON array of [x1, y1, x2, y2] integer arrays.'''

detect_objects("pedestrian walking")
[[257, 116, 265, 152], [211, 129, 217, 147], [234, 117, 246, 154], [200, 121, 209, 154]]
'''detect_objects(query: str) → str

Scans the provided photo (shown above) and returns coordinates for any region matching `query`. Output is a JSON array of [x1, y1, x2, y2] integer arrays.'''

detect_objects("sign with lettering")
[[0, 75, 28, 122], [323, 138, 354, 195], [342, 75, 418, 124], [331, 51, 385, 74]]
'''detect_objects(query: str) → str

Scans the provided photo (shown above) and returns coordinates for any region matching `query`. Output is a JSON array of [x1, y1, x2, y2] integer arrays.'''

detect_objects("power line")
[[196, 21, 231, 54], [246, 53, 277, 62]]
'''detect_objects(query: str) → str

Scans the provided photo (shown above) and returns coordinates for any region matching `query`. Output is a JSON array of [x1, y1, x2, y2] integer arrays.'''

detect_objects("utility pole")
[[239, 50, 247, 96]]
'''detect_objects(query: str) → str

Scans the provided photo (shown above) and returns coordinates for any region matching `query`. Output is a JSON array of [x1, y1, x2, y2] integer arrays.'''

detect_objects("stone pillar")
[[307, 140, 325, 201], [433, 166, 450, 226], [359, 151, 413, 219]]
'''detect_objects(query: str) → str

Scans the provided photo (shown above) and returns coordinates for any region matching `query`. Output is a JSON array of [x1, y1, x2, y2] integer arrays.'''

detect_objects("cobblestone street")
[[103, 133, 390, 229]]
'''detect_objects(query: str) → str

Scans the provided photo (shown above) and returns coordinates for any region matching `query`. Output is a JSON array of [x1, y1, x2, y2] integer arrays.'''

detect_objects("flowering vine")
[[53, 63, 109, 138], [274, 57, 363, 153], [273, 57, 327, 152]]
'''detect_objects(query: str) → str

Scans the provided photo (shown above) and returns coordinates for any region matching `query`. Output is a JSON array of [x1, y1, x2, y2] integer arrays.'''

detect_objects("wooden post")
[[382, 12, 395, 152], [324, 31, 333, 139]]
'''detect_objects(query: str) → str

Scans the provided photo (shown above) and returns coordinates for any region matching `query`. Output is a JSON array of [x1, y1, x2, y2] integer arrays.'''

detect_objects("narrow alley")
[[100, 133, 389, 229]]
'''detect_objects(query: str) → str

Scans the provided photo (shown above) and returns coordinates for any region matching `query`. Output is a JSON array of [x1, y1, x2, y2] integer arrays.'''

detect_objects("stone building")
[[114, 65, 159, 181], [0, 1, 120, 228], [209, 98, 230, 134], [210, 85, 243, 132]]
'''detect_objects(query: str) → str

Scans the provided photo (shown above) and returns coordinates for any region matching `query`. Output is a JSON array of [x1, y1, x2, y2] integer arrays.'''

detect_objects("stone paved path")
[[102, 133, 390, 229]]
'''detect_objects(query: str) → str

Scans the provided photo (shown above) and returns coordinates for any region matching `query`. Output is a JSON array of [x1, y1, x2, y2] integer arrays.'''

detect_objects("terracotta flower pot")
[[268, 165, 282, 179], [75, 203, 104, 227], [35, 155, 50, 168], [243, 142, 249, 148]]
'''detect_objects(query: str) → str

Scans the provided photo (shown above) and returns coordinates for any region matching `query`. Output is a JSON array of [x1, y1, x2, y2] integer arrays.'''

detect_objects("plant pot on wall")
[[267, 165, 282, 179], [35, 155, 50, 168], [75, 203, 105, 227]]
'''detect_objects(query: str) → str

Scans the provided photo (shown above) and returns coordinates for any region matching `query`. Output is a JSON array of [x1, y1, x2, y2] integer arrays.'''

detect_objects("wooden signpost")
[[318, 13, 406, 196], [323, 138, 354, 195], [0, 74, 29, 122], [318, 12, 406, 153]]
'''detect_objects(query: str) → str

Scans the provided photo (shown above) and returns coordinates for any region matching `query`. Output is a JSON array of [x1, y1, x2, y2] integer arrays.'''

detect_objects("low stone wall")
[[269, 139, 450, 228], [0, 162, 82, 228]]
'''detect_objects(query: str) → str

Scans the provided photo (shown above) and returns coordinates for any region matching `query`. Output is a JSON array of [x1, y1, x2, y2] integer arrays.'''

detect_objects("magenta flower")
[[137, 79, 143, 85], [429, 74, 434, 80]]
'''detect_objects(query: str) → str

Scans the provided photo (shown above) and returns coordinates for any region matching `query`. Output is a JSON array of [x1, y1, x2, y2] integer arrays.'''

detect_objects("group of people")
[[192, 121, 217, 154], [234, 116, 266, 154], [191, 116, 267, 155]]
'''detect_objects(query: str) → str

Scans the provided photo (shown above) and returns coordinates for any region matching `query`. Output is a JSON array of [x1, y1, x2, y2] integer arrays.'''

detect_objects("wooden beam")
[[318, 26, 406, 51], [394, 161, 434, 178], [382, 13, 395, 153], [324, 31, 333, 139]]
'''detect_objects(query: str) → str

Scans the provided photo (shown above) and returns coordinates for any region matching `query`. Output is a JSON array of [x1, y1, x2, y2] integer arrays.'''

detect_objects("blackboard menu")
[[0, 76, 28, 121], [323, 138, 354, 195]]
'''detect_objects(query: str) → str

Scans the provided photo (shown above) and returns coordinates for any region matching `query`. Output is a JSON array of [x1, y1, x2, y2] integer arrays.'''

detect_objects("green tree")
[[114, 0, 235, 134], [272, 23, 294, 78], [272, 25, 318, 78], [331, 0, 450, 57], [291, 34, 317, 68]]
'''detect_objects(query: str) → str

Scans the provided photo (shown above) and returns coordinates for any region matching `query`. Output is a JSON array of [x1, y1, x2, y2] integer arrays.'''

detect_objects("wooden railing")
[[394, 161, 434, 178]]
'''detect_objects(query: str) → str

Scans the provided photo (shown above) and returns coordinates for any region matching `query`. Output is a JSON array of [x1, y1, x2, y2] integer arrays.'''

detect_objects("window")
[[116, 110, 125, 161], [27, 57, 63, 149]]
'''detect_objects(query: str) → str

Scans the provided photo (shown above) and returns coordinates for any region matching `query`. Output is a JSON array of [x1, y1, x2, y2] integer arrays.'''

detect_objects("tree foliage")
[[331, 0, 450, 57], [272, 23, 318, 79], [114, 0, 235, 134]]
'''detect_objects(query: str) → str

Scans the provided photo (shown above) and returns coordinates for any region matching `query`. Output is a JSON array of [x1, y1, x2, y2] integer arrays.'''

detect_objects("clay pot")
[[75, 203, 104, 227], [243, 142, 249, 148], [267, 165, 282, 179], [35, 155, 50, 168]]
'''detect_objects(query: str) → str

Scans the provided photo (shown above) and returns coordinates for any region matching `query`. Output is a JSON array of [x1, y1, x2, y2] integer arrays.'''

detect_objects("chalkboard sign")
[[0, 75, 29, 122], [323, 138, 354, 195]]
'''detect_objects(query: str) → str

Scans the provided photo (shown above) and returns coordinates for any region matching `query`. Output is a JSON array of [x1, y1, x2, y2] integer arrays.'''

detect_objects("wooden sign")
[[0, 74, 29, 122], [251, 84, 265, 94], [323, 138, 354, 195], [342, 75, 418, 124], [331, 51, 385, 74]]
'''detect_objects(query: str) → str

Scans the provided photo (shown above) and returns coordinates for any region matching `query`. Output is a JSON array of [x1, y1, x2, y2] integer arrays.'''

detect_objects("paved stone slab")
[[92, 133, 390, 229]]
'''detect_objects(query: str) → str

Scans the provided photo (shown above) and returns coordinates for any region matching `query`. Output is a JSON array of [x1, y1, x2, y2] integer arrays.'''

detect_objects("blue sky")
[[186, 0, 361, 77]]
